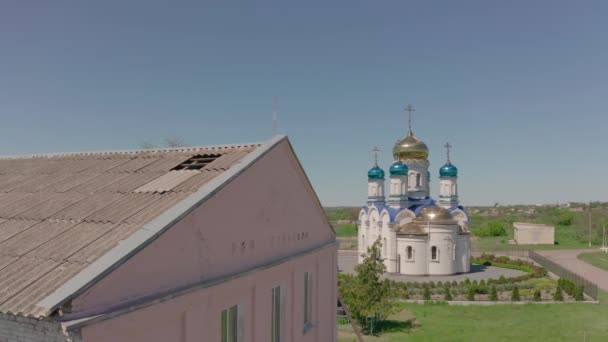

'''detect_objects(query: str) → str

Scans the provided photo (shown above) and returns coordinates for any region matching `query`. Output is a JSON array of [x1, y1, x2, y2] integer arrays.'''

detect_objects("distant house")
[[513, 222, 554, 245], [0, 136, 337, 342]]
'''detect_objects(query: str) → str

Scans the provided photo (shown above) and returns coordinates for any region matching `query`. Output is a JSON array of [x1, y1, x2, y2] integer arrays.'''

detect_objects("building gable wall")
[[70, 139, 335, 315]]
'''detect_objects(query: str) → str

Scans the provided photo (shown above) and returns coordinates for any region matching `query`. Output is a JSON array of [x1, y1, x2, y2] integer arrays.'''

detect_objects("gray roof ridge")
[[0, 141, 264, 160], [34, 135, 287, 317]]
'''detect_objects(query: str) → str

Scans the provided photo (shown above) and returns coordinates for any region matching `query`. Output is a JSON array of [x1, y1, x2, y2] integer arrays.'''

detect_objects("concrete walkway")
[[536, 249, 608, 292]]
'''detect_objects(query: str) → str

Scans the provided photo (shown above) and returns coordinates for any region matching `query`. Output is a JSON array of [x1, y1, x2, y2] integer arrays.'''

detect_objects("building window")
[[431, 246, 438, 261], [221, 305, 238, 342], [271, 286, 282, 342], [406, 246, 413, 260], [304, 272, 313, 331], [416, 173, 421, 187]]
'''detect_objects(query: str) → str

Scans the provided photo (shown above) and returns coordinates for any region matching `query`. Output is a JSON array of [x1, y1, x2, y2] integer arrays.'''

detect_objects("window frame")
[[271, 286, 282, 342], [431, 246, 439, 262], [303, 272, 313, 333], [406, 246, 414, 261], [221, 305, 239, 342]]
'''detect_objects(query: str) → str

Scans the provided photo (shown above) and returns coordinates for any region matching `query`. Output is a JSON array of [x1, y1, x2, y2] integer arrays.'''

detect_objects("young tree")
[[467, 287, 475, 301], [573, 285, 584, 301], [511, 286, 520, 301], [554, 286, 564, 301], [423, 287, 431, 300], [444, 287, 452, 301], [490, 285, 498, 301], [339, 239, 397, 335]]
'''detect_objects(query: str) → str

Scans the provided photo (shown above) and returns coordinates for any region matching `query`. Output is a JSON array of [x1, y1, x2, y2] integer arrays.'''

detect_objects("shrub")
[[429, 281, 436, 288], [476, 285, 489, 295], [437, 281, 443, 288], [464, 278, 471, 286], [574, 285, 584, 301], [490, 286, 498, 301], [511, 286, 520, 301], [423, 287, 431, 300], [467, 287, 476, 301], [554, 287, 564, 301], [557, 279, 576, 296], [480, 280, 486, 287], [533, 289, 542, 301], [474, 221, 507, 237], [498, 275, 506, 283], [444, 287, 452, 301], [452, 280, 458, 287]]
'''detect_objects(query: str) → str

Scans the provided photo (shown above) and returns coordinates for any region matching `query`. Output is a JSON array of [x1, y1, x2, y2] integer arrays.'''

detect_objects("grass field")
[[471, 224, 592, 251], [578, 252, 608, 271], [335, 224, 358, 237], [338, 291, 608, 341]]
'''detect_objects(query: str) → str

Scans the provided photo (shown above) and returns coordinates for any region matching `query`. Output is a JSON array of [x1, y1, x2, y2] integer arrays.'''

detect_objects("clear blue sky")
[[1, 1, 607, 206]]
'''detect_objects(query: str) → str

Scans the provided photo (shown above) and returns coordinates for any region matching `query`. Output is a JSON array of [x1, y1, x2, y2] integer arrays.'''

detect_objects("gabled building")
[[0, 135, 337, 342]]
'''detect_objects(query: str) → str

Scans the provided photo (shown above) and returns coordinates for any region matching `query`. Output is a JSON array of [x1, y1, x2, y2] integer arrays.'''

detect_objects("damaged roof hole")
[[171, 154, 222, 171]]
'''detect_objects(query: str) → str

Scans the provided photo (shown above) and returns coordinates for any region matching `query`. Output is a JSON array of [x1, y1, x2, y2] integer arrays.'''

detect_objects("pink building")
[[0, 136, 338, 342]]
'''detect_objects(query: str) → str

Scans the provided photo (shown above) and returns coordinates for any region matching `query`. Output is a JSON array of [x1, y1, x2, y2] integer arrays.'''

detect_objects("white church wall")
[[358, 210, 368, 263], [427, 225, 458, 275], [395, 209, 416, 226], [397, 237, 427, 275], [404, 159, 430, 198], [455, 235, 471, 273]]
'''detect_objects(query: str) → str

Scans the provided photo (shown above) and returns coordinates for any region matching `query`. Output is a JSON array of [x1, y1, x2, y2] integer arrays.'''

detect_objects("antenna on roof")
[[273, 96, 278, 137]]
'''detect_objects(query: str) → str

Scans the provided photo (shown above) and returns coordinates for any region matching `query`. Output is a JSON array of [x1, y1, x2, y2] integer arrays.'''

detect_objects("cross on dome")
[[444, 142, 452, 163], [372, 146, 380, 166], [404, 104, 416, 132]]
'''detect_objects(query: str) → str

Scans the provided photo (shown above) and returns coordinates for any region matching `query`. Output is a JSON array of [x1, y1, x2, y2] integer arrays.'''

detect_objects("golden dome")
[[393, 130, 429, 160], [415, 205, 455, 223]]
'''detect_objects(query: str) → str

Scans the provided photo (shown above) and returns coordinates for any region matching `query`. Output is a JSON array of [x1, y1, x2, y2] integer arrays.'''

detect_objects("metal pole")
[[588, 203, 592, 248], [603, 223, 607, 253]]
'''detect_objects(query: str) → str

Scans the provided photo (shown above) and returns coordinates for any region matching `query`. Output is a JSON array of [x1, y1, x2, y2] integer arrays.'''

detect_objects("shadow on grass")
[[369, 319, 414, 336]]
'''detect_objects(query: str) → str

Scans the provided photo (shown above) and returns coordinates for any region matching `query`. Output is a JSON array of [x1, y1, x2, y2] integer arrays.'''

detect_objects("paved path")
[[338, 251, 525, 282], [536, 249, 608, 292]]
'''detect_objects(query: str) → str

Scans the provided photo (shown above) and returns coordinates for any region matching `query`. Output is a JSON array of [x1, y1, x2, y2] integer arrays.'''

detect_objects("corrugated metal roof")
[[0, 143, 259, 317]]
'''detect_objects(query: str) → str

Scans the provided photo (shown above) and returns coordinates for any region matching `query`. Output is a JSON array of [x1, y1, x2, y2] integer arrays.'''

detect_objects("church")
[[357, 106, 471, 276]]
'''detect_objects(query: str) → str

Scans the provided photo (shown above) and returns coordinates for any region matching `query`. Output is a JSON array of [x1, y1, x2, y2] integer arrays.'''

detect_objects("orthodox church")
[[357, 106, 471, 275]]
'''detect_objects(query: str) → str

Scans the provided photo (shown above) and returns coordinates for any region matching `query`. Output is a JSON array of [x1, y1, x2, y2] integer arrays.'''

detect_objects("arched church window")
[[431, 246, 438, 261], [406, 246, 413, 260]]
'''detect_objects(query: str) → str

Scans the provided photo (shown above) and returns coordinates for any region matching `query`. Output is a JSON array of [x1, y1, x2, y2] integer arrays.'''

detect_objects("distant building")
[[513, 222, 555, 245], [0, 136, 337, 342], [357, 106, 470, 276]]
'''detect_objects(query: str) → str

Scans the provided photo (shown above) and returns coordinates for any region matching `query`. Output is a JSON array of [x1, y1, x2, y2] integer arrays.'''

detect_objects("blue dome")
[[389, 161, 408, 176], [439, 163, 458, 177], [368, 166, 385, 180]]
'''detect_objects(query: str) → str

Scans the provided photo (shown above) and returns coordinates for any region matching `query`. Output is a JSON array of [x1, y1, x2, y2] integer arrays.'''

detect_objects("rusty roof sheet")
[[0, 143, 259, 317]]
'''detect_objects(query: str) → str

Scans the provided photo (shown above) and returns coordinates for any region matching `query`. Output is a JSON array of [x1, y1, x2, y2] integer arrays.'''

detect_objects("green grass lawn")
[[578, 252, 608, 271], [335, 223, 358, 237], [472, 225, 592, 251], [338, 292, 608, 341]]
